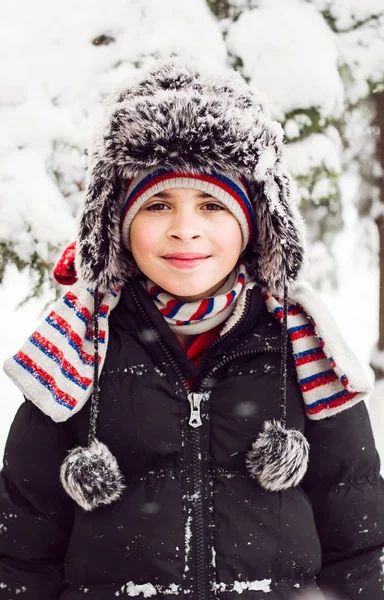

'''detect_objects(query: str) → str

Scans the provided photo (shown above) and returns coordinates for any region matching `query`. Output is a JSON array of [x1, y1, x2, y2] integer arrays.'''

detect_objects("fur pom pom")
[[246, 420, 309, 492], [60, 439, 125, 511]]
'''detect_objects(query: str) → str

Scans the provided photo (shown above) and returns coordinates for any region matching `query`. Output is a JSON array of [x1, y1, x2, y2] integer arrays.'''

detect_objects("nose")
[[166, 210, 204, 241]]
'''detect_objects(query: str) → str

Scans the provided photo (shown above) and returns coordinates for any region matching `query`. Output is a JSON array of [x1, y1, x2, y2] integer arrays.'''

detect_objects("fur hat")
[[75, 57, 307, 295]]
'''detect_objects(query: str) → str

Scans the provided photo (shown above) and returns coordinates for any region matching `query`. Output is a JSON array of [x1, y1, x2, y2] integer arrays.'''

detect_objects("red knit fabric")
[[177, 324, 222, 368], [53, 241, 78, 285]]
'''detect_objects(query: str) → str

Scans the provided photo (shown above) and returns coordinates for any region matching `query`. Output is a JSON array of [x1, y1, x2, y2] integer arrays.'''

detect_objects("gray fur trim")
[[246, 420, 309, 491], [76, 57, 307, 294], [60, 439, 125, 511]]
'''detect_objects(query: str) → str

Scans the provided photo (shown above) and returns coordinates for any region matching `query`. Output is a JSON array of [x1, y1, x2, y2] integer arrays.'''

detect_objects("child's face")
[[130, 187, 243, 301]]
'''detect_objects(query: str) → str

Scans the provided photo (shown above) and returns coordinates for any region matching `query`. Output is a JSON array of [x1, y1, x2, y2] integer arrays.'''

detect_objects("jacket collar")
[[113, 278, 272, 381]]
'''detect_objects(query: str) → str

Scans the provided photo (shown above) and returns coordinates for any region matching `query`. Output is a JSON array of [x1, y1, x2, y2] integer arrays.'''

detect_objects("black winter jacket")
[[1, 279, 384, 600]]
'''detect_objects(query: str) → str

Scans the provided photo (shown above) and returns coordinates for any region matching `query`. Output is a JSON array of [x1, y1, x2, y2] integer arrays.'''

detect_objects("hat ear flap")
[[247, 169, 307, 294], [75, 162, 137, 292]]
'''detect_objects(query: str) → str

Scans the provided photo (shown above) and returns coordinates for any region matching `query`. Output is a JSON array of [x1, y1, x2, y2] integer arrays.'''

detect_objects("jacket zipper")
[[190, 346, 281, 426], [127, 282, 279, 600], [128, 281, 208, 598]]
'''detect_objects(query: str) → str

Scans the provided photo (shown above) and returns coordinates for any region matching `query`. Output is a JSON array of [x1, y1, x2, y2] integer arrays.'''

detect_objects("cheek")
[[211, 220, 242, 255], [130, 218, 163, 254]]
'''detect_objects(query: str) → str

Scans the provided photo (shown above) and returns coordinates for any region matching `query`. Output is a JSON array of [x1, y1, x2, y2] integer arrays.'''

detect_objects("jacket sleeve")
[[302, 400, 384, 599], [0, 399, 75, 599]]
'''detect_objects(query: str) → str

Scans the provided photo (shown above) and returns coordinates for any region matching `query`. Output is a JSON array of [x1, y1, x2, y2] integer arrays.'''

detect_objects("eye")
[[145, 202, 169, 211], [202, 202, 226, 211], [143, 201, 226, 212]]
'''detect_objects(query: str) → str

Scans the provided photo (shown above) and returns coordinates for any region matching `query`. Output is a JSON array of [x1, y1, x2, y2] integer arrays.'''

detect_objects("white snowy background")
[[1, 0, 384, 466]]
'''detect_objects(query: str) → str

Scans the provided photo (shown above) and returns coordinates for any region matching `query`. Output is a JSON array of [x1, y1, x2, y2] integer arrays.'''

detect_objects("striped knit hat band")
[[121, 168, 255, 252]]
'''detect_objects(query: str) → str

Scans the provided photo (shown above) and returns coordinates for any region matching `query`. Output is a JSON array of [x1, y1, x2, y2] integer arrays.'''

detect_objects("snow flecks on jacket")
[[115, 581, 181, 597], [154, 366, 166, 378], [184, 512, 193, 575], [0, 582, 27, 594], [212, 579, 272, 594], [211, 546, 217, 568]]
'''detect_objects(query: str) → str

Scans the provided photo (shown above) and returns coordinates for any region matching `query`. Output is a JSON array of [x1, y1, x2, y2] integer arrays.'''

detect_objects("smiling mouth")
[[162, 255, 211, 270]]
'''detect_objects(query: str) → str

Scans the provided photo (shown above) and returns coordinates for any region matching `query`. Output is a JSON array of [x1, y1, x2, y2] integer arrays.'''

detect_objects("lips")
[[162, 253, 211, 259], [162, 253, 211, 270]]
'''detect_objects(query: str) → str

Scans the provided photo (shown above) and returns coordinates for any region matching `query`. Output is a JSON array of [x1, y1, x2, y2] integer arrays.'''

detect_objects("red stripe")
[[207, 176, 254, 234], [190, 298, 210, 321], [160, 298, 181, 316], [300, 371, 339, 392], [290, 328, 314, 341], [48, 312, 101, 364], [65, 291, 109, 320], [31, 332, 92, 388], [222, 291, 234, 311], [16, 351, 77, 408], [65, 291, 92, 321], [295, 349, 325, 366], [85, 327, 106, 341], [306, 391, 360, 415], [274, 306, 302, 319]]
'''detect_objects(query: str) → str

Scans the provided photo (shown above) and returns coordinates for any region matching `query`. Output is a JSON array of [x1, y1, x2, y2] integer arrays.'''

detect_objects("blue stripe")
[[273, 304, 300, 316], [288, 323, 312, 334], [299, 369, 334, 386], [122, 168, 169, 214], [63, 296, 89, 326], [293, 347, 322, 360], [306, 389, 349, 410], [226, 290, 236, 304], [165, 301, 184, 319], [210, 171, 256, 232], [45, 316, 94, 366], [63, 297, 107, 320], [29, 337, 88, 390], [169, 297, 215, 324], [85, 333, 106, 344], [87, 287, 117, 298], [196, 297, 215, 320], [13, 355, 75, 410]]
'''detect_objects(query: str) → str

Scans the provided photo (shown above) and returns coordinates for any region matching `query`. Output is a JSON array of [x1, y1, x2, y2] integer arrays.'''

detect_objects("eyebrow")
[[151, 191, 214, 199]]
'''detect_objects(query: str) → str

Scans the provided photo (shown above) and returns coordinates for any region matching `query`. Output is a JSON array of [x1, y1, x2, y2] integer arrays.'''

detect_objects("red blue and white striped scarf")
[[264, 287, 371, 420], [3, 279, 372, 423], [142, 262, 249, 335]]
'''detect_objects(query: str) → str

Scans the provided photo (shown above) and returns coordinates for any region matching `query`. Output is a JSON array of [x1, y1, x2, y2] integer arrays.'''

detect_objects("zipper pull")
[[188, 393, 203, 428]]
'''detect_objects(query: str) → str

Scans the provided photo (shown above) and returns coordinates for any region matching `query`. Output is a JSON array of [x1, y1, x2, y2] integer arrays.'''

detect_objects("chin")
[[167, 284, 207, 297], [162, 277, 212, 298]]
